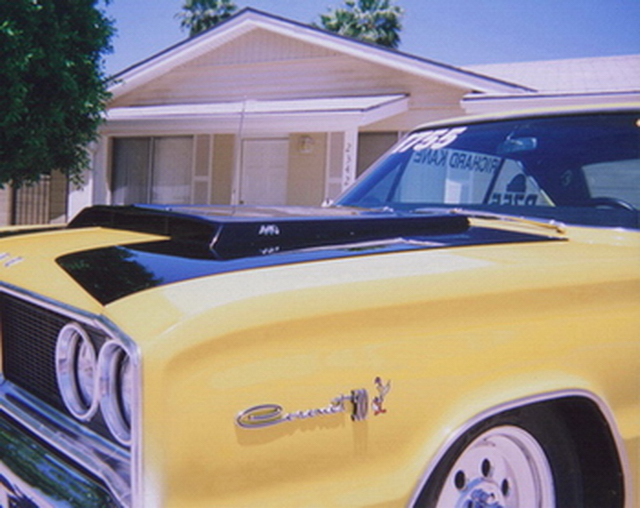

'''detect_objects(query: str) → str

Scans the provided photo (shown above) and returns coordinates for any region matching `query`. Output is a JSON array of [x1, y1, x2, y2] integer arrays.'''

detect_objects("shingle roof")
[[467, 54, 640, 94]]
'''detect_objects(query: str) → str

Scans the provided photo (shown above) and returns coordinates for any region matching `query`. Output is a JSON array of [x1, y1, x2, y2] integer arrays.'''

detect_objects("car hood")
[[2, 204, 563, 306]]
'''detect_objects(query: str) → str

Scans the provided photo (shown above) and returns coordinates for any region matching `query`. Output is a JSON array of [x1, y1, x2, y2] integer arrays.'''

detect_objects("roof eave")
[[101, 94, 410, 134]]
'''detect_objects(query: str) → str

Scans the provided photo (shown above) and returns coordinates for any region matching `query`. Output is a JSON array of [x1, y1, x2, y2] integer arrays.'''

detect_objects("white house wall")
[[287, 133, 327, 206]]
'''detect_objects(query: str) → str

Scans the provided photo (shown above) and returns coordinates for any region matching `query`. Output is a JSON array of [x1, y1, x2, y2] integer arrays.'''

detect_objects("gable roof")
[[467, 54, 640, 94], [109, 8, 531, 99], [461, 55, 640, 114]]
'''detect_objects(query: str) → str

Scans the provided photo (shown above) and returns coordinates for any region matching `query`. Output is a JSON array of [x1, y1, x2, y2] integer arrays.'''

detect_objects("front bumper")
[[0, 413, 117, 507], [0, 375, 133, 507]]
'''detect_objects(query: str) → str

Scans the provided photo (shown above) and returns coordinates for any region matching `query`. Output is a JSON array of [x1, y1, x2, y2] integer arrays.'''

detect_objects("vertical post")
[[231, 99, 248, 206], [10, 185, 18, 225], [323, 128, 359, 204], [342, 128, 358, 193]]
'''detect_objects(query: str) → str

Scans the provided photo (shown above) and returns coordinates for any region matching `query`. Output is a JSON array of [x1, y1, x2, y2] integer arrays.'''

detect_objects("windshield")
[[338, 112, 640, 229]]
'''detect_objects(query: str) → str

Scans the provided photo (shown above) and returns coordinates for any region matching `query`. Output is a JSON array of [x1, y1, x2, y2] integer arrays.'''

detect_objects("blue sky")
[[102, 0, 640, 76]]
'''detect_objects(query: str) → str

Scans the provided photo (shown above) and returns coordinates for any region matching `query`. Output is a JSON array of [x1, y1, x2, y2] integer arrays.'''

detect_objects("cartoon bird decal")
[[372, 377, 391, 415]]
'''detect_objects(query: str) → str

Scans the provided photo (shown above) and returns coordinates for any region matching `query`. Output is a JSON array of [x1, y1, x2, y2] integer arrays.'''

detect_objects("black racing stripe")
[[56, 227, 559, 305]]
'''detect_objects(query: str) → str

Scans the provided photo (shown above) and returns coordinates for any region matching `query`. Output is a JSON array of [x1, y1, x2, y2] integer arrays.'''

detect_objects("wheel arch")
[[410, 389, 631, 508]]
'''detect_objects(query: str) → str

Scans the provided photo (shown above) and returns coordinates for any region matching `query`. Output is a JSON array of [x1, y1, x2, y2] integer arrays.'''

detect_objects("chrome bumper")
[[0, 379, 130, 507], [0, 413, 118, 507]]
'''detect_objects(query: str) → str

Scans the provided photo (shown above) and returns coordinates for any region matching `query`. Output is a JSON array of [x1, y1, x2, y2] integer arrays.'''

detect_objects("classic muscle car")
[[1, 103, 638, 507]]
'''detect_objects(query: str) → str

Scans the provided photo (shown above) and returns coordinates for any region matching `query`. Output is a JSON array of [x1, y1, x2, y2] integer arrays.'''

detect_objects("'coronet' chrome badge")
[[236, 378, 390, 429]]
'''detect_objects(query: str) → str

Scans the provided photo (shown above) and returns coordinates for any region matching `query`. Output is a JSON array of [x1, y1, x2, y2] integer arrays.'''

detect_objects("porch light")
[[298, 135, 315, 154]]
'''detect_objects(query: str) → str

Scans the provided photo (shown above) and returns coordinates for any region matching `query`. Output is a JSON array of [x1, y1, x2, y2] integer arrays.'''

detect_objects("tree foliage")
[[177, 0, 238, 37], [317, 0, 404, 49], [0, 0, 114, 187]]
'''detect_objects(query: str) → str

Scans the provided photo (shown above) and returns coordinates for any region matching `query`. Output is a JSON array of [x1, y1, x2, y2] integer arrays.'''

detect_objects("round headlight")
[[99, 341, 134, 445], [55, 323, 99, 421]]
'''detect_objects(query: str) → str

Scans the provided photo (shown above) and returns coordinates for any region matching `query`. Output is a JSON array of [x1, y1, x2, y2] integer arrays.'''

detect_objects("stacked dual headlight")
[[55, 322, 134, 446]]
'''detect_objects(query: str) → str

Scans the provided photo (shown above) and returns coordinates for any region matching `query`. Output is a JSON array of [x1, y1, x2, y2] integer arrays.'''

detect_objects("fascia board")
[[102, 114, 361, 135], [361, 95, 409, 125], [105, 95, 407, 120], [102, 95, 408, 135]]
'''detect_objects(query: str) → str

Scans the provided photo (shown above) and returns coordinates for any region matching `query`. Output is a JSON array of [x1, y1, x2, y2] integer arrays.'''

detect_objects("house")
[[2, 9, 638, 225], [74, 8, 529, 215]]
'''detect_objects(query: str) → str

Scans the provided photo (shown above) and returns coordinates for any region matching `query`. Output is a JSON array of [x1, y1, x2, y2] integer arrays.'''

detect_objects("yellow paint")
[[2, 221, 639, 506]]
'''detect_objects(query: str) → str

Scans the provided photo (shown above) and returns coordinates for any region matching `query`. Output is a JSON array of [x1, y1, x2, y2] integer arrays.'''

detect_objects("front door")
[[240, 139, 289, 205]]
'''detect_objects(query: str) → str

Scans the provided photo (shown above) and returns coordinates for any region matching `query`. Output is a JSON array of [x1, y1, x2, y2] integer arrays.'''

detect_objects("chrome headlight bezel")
[[99, 341, 134, 446], [55, 320, 136, 446], [55, 322, 99, 421]]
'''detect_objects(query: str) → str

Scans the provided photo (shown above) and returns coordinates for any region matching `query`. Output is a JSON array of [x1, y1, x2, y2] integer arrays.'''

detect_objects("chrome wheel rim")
[[435, 425, 555, 508]]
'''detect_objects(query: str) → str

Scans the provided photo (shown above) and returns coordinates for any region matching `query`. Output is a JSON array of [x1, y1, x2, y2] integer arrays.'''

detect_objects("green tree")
[[317, 0, 404, 49], [177, 0, 238, 37], [0, 0, 114, 187]]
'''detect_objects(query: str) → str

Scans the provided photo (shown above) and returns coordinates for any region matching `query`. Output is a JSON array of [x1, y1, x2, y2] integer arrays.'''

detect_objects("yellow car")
[[1, 104, 638, 507]]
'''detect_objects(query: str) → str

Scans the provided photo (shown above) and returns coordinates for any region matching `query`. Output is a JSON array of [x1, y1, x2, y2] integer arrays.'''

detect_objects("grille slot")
[[1, 293, 112, 440], [2, 295, 66, 410]]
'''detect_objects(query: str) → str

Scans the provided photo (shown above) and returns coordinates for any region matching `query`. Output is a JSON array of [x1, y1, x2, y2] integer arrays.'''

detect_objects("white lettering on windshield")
[[412, 148, 448, 166], [411, 148, 501, 175], [448, 151, 502, 174], [394, 127, 467, 153]]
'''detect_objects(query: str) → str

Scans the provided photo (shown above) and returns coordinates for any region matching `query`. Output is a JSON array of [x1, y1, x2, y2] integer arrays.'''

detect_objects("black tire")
[[414, 404, 583, 507]]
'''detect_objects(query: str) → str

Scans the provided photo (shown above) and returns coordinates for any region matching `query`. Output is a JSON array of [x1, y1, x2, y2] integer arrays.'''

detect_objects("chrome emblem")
[[0, 252, 23, 268], [258, 224, 281, 236], [236, 378, 390, 429]]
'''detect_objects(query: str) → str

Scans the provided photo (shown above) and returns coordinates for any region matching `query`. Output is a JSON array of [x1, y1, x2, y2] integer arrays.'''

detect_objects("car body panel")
[[119, 223, 637, 506], [3, 219, 635, 506]]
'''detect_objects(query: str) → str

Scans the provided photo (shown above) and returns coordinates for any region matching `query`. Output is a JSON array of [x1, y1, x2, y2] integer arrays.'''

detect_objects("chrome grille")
[[0, 292, 111, 439]]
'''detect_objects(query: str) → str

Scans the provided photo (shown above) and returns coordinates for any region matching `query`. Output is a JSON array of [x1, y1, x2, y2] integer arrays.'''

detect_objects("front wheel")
[[414, 406, 584, 507], [434, 425, 554, 508]]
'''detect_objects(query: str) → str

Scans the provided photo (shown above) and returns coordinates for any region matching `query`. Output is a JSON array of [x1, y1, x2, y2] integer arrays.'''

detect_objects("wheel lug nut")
[[481, 458, 492, 477]]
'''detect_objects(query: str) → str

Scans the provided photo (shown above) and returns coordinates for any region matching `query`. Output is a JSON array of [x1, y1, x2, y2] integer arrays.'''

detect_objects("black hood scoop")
[[68, 205, 470, 259], [60, 205, 557, 304]]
